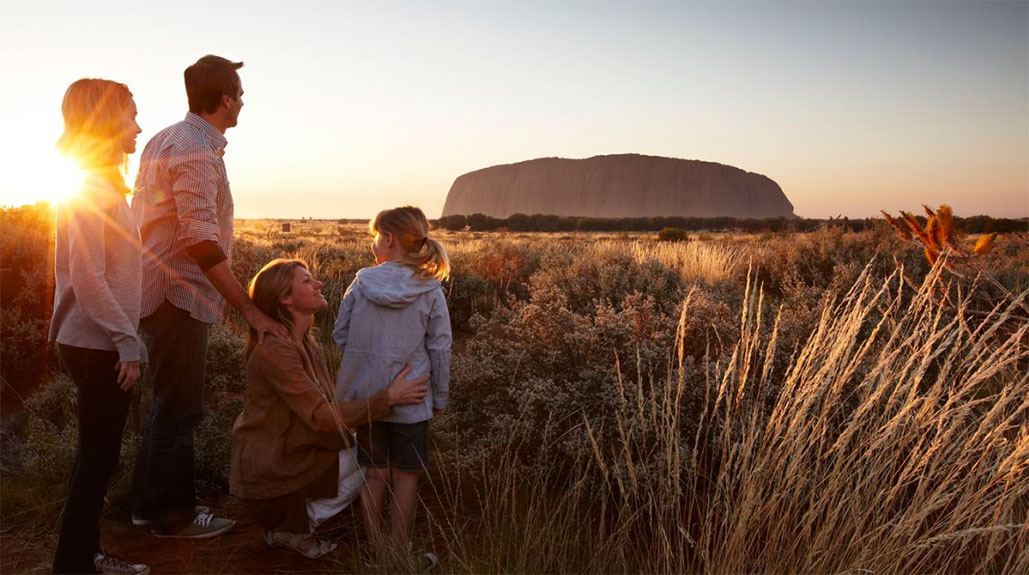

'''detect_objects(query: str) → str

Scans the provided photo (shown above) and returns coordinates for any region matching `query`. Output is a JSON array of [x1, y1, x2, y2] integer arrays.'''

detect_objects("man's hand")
[[115, 361, 141, 391], [244, 306, 290, 343], [202, 259, 289, 342]]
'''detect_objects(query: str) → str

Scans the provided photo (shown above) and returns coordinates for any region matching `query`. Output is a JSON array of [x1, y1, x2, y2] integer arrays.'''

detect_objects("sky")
[[1, 0, 1026, 219]]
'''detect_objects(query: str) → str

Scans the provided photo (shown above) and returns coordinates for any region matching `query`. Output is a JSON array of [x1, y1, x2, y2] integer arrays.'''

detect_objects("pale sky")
[[1, 0, 1026, 219]]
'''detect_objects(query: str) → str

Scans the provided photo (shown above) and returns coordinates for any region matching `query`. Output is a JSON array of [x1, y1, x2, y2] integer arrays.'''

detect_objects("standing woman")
[[50, 79, 149, 575]]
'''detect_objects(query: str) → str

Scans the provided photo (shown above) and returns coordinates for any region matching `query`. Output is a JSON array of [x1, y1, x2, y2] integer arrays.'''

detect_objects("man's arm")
[[170, 144, 288, 342], [202, 258, 289, 342]]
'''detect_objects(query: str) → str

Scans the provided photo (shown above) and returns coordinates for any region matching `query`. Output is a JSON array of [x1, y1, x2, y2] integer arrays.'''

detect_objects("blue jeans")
[[52, 344, 131, 574], [131, 301, 209, 533]]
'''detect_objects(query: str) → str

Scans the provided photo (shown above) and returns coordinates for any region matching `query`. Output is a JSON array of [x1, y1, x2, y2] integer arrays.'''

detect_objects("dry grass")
[[416, 263, 1028, 573]]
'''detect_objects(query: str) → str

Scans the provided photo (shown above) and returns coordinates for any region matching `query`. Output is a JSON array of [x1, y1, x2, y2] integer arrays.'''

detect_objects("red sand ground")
[[0, 495, 420, 574]]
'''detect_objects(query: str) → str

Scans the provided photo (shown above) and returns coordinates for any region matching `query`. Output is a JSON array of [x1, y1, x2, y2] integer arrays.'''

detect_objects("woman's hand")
[[386, 364, 429, 406], [115, 360, 141, 391]]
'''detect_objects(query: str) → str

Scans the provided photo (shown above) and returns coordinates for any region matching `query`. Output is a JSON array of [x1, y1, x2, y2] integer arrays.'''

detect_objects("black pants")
[[52, 344, 131, 575], [131, 301, 209, 533]]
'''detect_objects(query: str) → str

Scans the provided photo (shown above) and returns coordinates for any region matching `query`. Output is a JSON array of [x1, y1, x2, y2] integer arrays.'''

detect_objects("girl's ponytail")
[[371, 206, 450, 281], [418, 236, 450, 281]]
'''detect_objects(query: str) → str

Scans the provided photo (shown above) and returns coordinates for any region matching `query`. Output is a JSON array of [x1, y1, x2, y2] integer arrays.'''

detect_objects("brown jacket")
[[230, 334, 391, 500]]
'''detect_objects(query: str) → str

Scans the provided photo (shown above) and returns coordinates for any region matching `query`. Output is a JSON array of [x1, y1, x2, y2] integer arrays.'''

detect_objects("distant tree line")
[[434, 213, 1028, 234]]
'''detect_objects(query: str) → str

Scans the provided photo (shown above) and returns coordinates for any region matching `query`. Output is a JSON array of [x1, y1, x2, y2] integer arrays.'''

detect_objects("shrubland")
[[2, 208, 1027, 573]]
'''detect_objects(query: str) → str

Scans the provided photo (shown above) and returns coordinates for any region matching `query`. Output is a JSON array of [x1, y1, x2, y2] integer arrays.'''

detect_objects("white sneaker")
[[94, 552, 150, 575], [152, 512, 235, 539]]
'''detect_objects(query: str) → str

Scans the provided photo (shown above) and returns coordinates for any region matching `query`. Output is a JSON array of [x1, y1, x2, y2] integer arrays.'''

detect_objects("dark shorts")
[[355, 420, 430, 472]]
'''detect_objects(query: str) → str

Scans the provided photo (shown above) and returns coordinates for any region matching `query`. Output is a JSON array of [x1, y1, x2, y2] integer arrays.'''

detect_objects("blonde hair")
[[56, 78, 134, 193], [245, 258, 317, 359], [370, 206, 450, 281]]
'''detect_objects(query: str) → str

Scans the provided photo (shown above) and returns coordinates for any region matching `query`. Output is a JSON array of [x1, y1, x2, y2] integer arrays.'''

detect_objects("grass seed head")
[[973, 232, 997, 255], [935, 205, 957, 248], [882, 211, 912, 241]]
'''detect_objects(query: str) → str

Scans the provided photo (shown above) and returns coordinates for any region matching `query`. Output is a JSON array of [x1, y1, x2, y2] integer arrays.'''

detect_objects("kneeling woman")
[[230, 259, 428, 558]]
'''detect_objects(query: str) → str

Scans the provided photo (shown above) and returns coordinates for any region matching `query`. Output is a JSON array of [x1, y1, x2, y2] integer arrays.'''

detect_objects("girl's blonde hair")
[[56, 78, 134, 193], [370, 206, 450, 281], [245, 258, 317, 359]]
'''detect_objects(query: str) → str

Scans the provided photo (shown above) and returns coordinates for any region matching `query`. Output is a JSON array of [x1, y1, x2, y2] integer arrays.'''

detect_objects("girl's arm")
[[425, 288, 452, 412], [65, 184, 142, 363], [332, 278, 359, 352]]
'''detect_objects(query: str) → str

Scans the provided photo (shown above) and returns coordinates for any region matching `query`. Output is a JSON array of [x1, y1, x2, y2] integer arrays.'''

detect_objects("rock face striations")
[[441, 154, 794, 219]]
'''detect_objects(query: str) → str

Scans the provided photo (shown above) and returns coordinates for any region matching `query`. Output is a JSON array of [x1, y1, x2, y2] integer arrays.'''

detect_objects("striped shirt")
[[131, 113, 234, 324]]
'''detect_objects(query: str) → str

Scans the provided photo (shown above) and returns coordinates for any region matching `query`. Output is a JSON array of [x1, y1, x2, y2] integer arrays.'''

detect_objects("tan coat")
[[230, 334, 391, 500]]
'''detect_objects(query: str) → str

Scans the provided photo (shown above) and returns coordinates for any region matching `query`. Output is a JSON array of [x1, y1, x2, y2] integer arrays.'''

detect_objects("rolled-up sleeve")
[[425, 288, 452, 410], [170, 144, 223, 246]]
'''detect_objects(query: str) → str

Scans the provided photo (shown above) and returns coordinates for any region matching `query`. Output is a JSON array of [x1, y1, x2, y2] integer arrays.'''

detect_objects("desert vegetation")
[[2, 205, 1027, 573]]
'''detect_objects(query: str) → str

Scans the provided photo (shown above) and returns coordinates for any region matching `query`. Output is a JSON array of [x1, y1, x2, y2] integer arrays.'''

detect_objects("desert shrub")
[[529, 244, 684, 316], [445, 238, 543, 330], [436, 246, 694, 477], [657, 227, 689, 242], [20, 374, 78, 484], [0, 203, 58, 399]]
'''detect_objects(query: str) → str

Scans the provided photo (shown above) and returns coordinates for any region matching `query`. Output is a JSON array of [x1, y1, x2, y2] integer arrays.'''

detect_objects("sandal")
[[264, 530, 337, 559]]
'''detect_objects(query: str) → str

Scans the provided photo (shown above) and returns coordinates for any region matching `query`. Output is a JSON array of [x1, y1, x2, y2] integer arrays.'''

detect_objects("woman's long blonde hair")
[[245, 258, 317, 359], [370, 206, 450, 281], [56, 78, 134, 193]]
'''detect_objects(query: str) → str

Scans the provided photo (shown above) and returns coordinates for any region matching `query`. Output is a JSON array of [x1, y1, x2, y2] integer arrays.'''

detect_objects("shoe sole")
[[152, 520, 236, 539], [132, 506, 211, 527]]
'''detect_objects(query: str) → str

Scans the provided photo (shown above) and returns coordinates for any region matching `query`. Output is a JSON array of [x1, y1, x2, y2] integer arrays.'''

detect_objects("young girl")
[[334, 206, 451, 565], [50, 78, 148, 574], [229, 258, 429, 559]]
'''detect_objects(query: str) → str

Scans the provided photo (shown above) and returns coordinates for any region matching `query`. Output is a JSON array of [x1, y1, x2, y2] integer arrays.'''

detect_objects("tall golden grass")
[[619, 239, 744, 284], [420, 263, 1028, 573]]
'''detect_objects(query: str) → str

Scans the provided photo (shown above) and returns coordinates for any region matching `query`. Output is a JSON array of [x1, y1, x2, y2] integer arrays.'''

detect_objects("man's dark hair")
[[184, 55, 244, 114]]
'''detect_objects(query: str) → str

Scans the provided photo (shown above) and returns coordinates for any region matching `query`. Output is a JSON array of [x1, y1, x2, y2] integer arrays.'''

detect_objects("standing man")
[[131, 55, 288, 538]]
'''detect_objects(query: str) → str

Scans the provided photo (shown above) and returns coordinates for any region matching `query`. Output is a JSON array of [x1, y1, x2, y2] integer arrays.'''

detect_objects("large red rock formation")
[[441, 154, 794, 219]]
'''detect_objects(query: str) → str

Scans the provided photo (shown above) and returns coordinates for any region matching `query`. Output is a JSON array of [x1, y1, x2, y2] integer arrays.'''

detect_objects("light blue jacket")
[[333, 261, 451, 423]]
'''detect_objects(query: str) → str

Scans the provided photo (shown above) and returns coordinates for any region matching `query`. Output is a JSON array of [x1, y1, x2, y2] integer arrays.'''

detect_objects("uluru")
[[441, 154, 794, 219]]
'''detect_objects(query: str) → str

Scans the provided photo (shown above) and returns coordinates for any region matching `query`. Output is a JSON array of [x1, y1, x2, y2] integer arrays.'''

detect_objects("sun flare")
[[38, 153, 87, 206], [0, 115, 83, 208], [0, 149, 90, 208]]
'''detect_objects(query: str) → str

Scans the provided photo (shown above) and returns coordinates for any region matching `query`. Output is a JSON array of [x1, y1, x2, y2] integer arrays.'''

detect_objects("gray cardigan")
[[333, 262, 451, 423], [50, 174, 145, 362]]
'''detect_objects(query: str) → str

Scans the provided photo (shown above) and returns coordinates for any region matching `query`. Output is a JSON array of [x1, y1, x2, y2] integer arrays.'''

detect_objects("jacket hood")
[[355, 261, 441, 308]]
